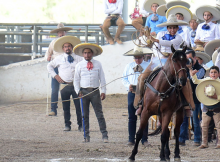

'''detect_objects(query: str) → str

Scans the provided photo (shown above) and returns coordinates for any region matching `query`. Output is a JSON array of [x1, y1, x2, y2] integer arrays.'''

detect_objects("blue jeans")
[[193, 103, 202, 143], [51, 67, 60, 114], [179, 115, 189, 143], [128, 92, 148, 144]]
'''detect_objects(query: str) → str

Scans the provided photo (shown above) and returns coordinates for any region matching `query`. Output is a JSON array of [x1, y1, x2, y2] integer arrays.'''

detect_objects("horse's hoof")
[[174, 158, 181, 162], [127, 159, 135, 162]]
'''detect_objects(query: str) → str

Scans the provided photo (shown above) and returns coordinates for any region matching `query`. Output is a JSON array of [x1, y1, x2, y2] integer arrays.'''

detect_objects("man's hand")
[[190, 69, 198, 76], [203, 41, 209, 47], [149, 36, 159, 43], [47, 55, 52, 61], [54, 75, 65, 83], [100, 93, 106, 100], [129, 85, 133, 92], [150, 32, 156, 36], [78, 92, 83, 98]]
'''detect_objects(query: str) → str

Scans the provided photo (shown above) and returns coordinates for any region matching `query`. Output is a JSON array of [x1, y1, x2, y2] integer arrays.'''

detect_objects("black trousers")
[[60, 84, 82, 128]]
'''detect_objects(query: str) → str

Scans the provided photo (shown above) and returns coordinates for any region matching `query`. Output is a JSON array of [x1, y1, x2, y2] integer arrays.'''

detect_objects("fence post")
[[33, 25, 38, 56], [85, 25, 88, 43]]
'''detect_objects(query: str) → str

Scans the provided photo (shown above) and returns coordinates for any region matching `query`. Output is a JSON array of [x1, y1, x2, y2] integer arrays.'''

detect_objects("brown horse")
[[128, 45, 188, 162]]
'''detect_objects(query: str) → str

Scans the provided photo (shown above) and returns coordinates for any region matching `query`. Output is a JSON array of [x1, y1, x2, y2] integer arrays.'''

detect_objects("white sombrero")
[[196, 5, 220, 21], [73, 43, 103, 57], [144, 0, 166, 13], [54, 36, 81, 53], [196, 79, 220, 106], [204, 39, 220, 57], [50, 23, 73, 33], [156, 4, 167, 16], [157, 14, 189, 27], [124, 46, 153, 56], [166, 0, 190, 9], [196, 52, 211, 64], [212, 50, 219, 64], [166, 5, 193, 23]]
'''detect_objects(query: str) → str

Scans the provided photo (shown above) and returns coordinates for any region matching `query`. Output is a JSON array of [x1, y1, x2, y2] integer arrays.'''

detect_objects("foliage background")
[[0, 0, 216, 23]]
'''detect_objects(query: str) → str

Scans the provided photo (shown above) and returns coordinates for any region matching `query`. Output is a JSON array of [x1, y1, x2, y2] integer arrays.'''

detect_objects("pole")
[[80, 98, 86, 140], [122, 0, 128, 23]]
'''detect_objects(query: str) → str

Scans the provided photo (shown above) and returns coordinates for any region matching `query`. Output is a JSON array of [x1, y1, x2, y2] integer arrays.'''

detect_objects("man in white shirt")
[[45, 23, 73, 116], [122, 46, 152, 146], [47, 36, 83, 131], [189, 16, 199, 49], [101, 0, 125, 45], [74, 43, 108, 143]]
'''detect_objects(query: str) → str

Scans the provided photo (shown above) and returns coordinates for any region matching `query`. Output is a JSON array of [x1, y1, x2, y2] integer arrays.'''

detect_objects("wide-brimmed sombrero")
[[196, 79, 220, 106], [166, 0, 190, 9], [212, 50, 219, 64], [157, 14, 188, 27], [54, 36, 81, 53], [144, 0, 166, 13], [166, 5, 193, 23], [50, 23, 73, 33], [73, 43, 103, 57], [124, 46, 153, 56], [196, 52, 211, 64], [156, 4, 167, 16], [204, 39, 220, 57], [196, 5, 220, 21]]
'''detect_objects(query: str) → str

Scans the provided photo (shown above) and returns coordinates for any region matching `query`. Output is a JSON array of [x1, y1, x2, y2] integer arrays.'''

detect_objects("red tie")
[[87, 61, 93, 71]]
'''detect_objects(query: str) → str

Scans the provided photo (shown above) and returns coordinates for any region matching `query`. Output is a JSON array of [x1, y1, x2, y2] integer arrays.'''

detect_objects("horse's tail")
[[148, 124, 162, 136]]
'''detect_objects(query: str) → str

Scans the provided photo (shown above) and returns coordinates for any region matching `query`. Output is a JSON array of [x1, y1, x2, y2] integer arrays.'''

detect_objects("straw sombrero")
[[156, 4, 167, 16], [124, 46, 153, 56], [50, 23, 73, 33], [212, 50, 219, 64], [166, 5, 193, 23], [54, 36, 81, 53], [73, 43, 103, 57], [166, 0, 190, 9], [196, 52, 211, 64], [196, 79, 220, 106], [157, 14, 188, 27], [204, 39, 220, 57], [144, 0, 166, 13], [196, 5, 220, 21]]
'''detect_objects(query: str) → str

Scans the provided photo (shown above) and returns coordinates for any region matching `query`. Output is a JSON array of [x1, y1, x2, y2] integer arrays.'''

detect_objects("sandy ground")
[[0, 94, 220, 162]]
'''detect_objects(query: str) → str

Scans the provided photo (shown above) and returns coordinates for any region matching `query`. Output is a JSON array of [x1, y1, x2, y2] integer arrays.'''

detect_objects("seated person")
[[190, 66, 220, 149]]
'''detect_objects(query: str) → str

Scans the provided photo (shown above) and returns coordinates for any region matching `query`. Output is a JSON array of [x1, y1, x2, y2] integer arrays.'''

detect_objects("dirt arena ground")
[[0, 94, 220, 162]]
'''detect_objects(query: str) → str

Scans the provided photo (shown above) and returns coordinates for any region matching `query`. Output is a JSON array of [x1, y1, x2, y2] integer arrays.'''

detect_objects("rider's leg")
[[181, 79, 195, 110]]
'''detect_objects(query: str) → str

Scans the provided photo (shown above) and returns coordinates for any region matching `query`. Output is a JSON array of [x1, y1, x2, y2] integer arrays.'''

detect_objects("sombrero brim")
[[124, 47, 153, 56], [204, 39, 220, 57], [157, 20, 188, 27], [50, 27, 73, 33], [156, 4, 167, 16], [212, 50, 218, 64], [196, 79, 220, 106], [54, 36, 81, 53], [196, 52, 211, 64], [166, 0, 190, 9], [144, 0, 166, 13], [166, 5, 193, 23], [196, 5, 220, 21], [73, 43, 103, 57]]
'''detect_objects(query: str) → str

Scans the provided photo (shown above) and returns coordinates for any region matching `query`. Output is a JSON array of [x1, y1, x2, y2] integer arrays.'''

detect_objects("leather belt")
[[81, 87, 98, 91], [62, 82, 73, 85], [108, 14, 120, 17]]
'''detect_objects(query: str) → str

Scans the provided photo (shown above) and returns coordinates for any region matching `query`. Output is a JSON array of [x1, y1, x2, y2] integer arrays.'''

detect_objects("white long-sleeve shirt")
[[194, 21, 220, 42], [47, 53, 83, 82], [104, 0, 123, 15], [178, 26, 190, 47], [152, 31, 182, 58], [74, 59, 106, 94], [215, 51, 220, 69], [44, 38, 63, 60], [139, 0, 149, 17]]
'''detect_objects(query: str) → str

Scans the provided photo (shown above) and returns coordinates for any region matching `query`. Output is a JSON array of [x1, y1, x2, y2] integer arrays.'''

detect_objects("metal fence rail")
[[0, 23, 136, 57]]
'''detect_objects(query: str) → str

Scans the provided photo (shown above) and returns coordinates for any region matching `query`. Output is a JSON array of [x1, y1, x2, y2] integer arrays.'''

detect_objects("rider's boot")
[[181, 79, 195, 111], [199, 112, 211, 148]]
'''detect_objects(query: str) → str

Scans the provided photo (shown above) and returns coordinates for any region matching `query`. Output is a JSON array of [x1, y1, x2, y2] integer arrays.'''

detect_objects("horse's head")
[[170, 45, 188, 86]]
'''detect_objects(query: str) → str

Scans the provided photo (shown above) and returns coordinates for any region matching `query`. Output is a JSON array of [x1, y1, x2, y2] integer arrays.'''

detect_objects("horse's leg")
[[129, 109, 150, 162], [174, 107, 184, 162], [160, 112, 172, 162], [165, 130, 170, 162]]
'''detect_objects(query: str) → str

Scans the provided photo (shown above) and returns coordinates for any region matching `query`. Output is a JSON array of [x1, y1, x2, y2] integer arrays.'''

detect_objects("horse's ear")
[[171, 44, 175, 53], [182, 45, 187, 53]]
